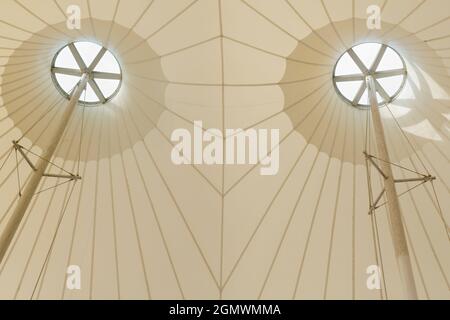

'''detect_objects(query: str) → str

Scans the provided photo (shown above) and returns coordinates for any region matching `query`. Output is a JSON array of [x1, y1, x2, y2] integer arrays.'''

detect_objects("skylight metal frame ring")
[[332, 42, 408, 109], [50, 41, 123, 107]]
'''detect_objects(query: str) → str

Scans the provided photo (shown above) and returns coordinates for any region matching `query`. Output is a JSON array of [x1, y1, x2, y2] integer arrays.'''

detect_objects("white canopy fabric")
[[0, 0, 449, 299]]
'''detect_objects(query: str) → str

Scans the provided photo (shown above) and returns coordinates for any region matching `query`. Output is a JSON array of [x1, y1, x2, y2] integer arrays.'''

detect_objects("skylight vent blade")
[[84, 82, 100, 103], [359, 88, 369, 105], [55, 74, 80, 94], [377, 47, 404, 72], [334, 52, 361, 76], [54, 47, 79, 69], [336, 80, 364, 102], [74, 42, 103, 68], [94, 51, 121, 73], [353, 43, 382, 69], [95, 79, 121, 98], [377, 76, 404, 96]]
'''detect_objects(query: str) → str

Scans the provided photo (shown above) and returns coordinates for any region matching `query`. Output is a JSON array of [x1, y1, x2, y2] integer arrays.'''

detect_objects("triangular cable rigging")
[[3, 83, 88, 198], [363, 102, 437, 216]]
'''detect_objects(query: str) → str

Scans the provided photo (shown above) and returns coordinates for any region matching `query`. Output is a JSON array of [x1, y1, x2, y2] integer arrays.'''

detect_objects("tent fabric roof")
[[0, 0, 449, 299]]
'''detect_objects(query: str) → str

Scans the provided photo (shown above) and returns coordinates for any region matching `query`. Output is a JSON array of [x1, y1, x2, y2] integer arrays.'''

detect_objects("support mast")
[[366, 75, 418, 300], [0, 74, 88, 264]]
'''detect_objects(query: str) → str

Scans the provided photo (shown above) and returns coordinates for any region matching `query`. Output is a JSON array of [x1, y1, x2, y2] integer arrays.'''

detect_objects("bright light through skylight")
[[51, 41, 122, 105], [333, 43, 407, 107]]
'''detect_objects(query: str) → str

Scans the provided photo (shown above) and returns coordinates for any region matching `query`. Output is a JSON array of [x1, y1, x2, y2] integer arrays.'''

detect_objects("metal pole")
[[0, 74, 88, 264], [366, 76, 418, 300]]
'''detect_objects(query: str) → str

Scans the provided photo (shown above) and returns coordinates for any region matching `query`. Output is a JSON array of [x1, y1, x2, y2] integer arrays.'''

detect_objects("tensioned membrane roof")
[[0, 0, 449, 299]]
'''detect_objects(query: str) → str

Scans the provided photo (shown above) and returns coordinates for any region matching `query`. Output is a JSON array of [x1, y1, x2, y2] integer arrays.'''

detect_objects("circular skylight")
[[51, 41, 122, 106], [333, 43, 407, 108]]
